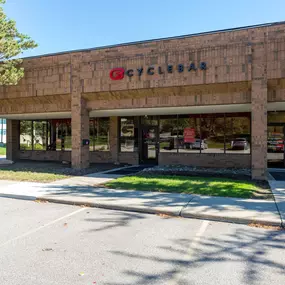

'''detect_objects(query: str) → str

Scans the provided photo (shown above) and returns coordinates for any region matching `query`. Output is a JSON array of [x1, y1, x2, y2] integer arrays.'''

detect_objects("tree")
[[0, 0, 37, 85]]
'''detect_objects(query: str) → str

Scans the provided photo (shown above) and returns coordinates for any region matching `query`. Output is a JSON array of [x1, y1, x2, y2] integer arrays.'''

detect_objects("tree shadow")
[[31, 178, 278, 216], [39, 184, 193, 209], [85, 211, 146, 232], [104, 227, 285, 285]]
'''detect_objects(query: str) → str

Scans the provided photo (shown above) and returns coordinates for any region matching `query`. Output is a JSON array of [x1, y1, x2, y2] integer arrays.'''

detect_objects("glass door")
[[140, 126, 158, 164], [267, 125, 285, 168]]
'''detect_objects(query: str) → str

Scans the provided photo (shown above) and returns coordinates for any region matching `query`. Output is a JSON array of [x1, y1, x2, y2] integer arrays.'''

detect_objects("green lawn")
[[0, 147, 6, 155], [105, 175, 267, 199], [0, 169, 68, 183]]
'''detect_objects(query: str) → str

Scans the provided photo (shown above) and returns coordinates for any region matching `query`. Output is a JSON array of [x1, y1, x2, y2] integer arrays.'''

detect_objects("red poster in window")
[[184, 128, 195, 143]]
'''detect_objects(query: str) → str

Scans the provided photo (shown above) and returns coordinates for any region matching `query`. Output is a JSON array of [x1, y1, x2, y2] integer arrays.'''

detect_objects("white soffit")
[[89, 104, 251, 117], [268, 102, 285, 111], [2, 103, 252, 119]]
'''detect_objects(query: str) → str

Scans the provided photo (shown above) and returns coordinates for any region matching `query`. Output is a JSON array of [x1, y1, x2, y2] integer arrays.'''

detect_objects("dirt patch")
[[248, 223, 284, 231]]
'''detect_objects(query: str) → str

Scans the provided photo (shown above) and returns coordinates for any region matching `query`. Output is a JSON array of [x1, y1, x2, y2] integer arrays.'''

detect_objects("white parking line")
[[168, 220, 210, 284], [0, 207, 86, 248]]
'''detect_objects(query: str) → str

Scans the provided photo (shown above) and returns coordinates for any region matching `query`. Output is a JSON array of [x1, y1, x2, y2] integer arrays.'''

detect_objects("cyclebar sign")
[[109, 62, 207, 80]]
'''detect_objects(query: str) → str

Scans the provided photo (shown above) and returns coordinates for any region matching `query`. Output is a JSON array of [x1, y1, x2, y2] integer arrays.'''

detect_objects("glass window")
[[141, 115, 158, 126], [56, 123, 63, 151], [20, 121, 33, 150], [48, 119, 71, 151], [120, 117, 138, 152], [225, 114, 251, 154], [95, 118, 110, 151], [63, 122, 72, 151], [267, 126, 284, 166], [200, 114, 225, 153], [19, 119, 71, 151], [89, 119, 95, 151], [268, 112, 285, 123], [177, 115, 201, 153], [159, 115, 178, 153], [33, 121, 48, 150], [89, 118, 110, 151]]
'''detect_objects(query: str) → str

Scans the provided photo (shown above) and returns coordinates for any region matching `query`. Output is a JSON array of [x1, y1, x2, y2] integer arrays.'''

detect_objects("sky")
[[4, 0, 285, 58]]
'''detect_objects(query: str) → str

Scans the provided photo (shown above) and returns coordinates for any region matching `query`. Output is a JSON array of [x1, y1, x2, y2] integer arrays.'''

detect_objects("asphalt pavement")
[[0, 198, 284, 285]]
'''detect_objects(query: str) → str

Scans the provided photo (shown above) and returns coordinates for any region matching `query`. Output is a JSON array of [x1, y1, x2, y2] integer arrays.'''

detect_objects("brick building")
[[1, 21, 285, 180]]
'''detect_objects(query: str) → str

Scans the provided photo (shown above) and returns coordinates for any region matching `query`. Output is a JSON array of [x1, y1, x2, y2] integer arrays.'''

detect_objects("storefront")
[[17, 113, 251, 165], [1, 21, 285, 180]]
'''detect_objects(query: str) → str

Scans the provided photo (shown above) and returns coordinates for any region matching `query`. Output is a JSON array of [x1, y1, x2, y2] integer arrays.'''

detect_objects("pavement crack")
[[179, 195, 195, 217]]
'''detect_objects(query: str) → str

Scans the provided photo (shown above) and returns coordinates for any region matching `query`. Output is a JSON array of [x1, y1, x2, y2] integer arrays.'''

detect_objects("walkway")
[[268, 180, 285, 226], [0, 155, 12, 165], [0, 167, 282, 226]]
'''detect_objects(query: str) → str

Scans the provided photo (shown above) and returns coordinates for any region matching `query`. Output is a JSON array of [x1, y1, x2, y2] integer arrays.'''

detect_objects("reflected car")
[[190, 139, 208, 150], [267, 137, 284, 152], [231, 138, 249, 150]]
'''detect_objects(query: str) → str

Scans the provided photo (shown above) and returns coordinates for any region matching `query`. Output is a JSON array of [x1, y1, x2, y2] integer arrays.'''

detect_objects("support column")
[[251, 37, 268, 180], [110, 116, 119, 164], [71, 54, 89, 169], [251, 80, 267, 180], [6, 119, 20, 161]]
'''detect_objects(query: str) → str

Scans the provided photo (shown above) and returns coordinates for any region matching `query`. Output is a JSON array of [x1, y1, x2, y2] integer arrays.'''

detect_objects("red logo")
[[110, 68, 125, 80]]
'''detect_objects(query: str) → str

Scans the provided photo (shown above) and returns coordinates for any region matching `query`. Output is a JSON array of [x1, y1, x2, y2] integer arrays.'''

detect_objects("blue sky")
[[4, 0, 285, 57]]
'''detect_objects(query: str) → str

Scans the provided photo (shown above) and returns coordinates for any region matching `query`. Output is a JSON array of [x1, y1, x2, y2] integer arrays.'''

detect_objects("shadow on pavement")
[[105, 226, 285, 285], [85, 211, 146, 232], [38, 183, 277, 214]]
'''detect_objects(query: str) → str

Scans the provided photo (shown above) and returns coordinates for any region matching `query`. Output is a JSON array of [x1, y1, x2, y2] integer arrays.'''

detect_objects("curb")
[[37, 196, 282, 227], [0, 193, 37, 201], [1, 193, 282, 227], [36, 197, 181, 217], [180, 212, 282, 227], [268, 180, 285, 228]]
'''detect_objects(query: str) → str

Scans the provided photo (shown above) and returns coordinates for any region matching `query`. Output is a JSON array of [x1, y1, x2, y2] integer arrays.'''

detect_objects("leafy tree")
[[0, 0, 37, 85]]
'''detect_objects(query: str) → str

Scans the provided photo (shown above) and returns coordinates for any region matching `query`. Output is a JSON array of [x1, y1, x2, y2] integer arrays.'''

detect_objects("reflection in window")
[[95, 118, 110, 151], [141, 115, 158, 126], [33, 121, 49, 150], [52, 120, 72, 151], [200, 115, 225, 153], [55, 123, 63, 151], [20, 121, 33, 150], [89, 118, 110, 151], [225, 115, 251, 154], [64, 123, 72, 151], [178, 115, 201, 153], [119, 117, 138, 152], [159, 115, 178, 153], [19, 119, 71, 151], [268, 112, 285, 123], [89, 120, 96, 151]]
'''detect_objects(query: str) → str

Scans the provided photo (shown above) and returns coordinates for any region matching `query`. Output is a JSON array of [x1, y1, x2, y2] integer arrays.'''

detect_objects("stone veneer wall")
[[18, 150, 71, 162], [159, 153, 251, 169]]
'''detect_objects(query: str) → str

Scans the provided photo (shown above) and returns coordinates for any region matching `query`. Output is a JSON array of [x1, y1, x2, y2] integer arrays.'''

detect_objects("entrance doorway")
[[140, 125, 159, 165], [267, 125, 285, 168]]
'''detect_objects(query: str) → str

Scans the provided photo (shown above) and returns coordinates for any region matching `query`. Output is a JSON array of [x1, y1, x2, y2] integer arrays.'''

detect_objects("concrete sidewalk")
[[0, 155, 13, 165], [0, 175, 282, 226], [269, 180, 285, 227]]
